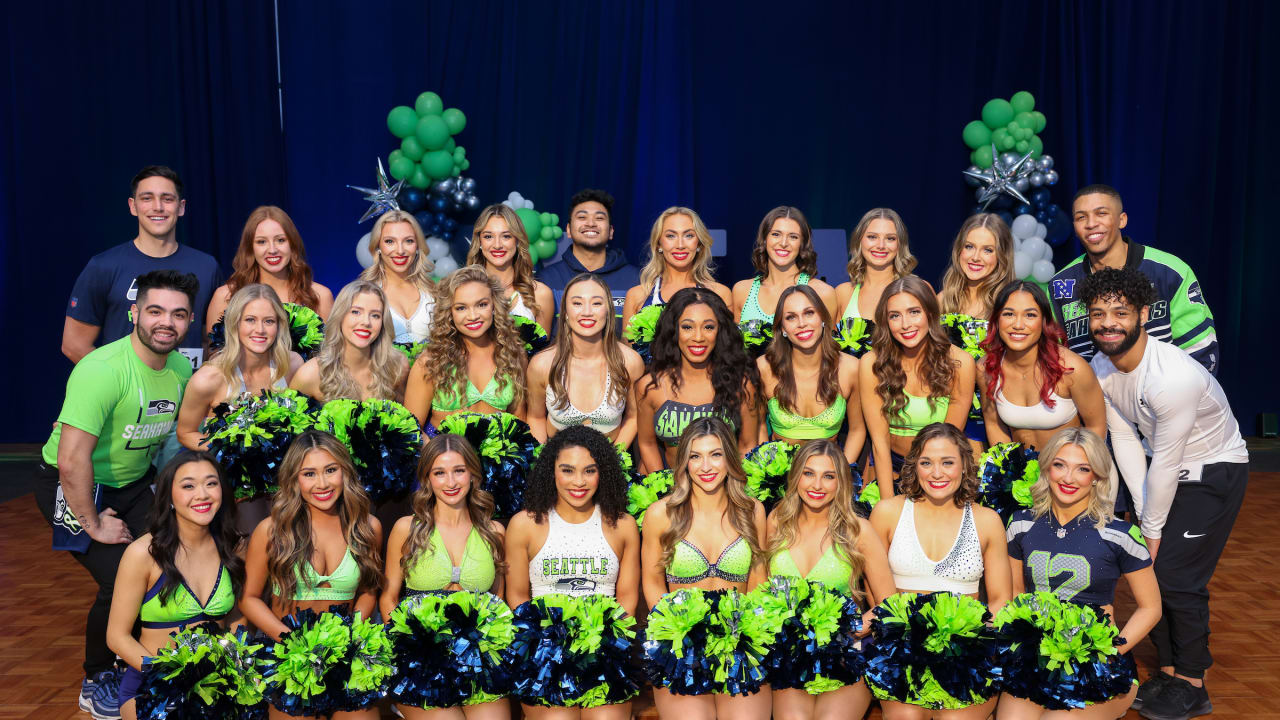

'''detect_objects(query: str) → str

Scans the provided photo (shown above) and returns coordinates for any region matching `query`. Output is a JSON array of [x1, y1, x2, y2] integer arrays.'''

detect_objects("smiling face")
[[296, 448, 344, 512], [795, 452, 838, 513], [914, 436, 964, 503], [341, 291, 384, 348], [554, 445, 600, 511], [238, 297, 280, 355], [1047, 442, 1096, 510], [1072, 192, 1127, 257], [766, 217, 803, 269], [129, 176, 185, 238], [676, 302, 718, 364], [564, 278, 610, 339], [859, 218, 899, 270], [686, 433, 729, 495], [959, 226, 999, 282], [884, 291, 927, 349], [569, 200, 612, 249], [450, 280, 494, 339], [133, 287, 192, 355], [996, 290, 1042, 352], [428, 450, 472, 511], [251, 218, 292, 275], [659, 213, 698, 270], [379, 221, 418, 276], [779, 291, 823, 349], [1087, 294, 1146, 358], [170, 460, 222, 526], [478, 215, 517, 270]]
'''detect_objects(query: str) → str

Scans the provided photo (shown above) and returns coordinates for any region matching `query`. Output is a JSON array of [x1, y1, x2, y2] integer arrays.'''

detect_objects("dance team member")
[[106, 450, 243, 720], [868, 423, 1011, 719], [766, 439, 896, 720], [505, 426, 641, 719], [466, 204, 555, 332], [621, 206, 733, 328], [733, 206, 838, 324], [360, 210, 436, 343], [527, 273, 645, 444], [206, 205, 333, 334], [1000, 428, 1161, 719], [635, 287, 761, 473], [291, 280, 408, 402], [758, 285, 864, 461], [642, 417, 771, 719], [861, 277, 975, 498], [835, 208, 917, 324], [405, 265, 527, 428], [1084, 268, 1247, 720]]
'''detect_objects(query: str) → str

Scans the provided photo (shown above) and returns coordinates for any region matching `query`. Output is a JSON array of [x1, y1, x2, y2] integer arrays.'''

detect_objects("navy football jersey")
[[1006, 508, 1151, 606]]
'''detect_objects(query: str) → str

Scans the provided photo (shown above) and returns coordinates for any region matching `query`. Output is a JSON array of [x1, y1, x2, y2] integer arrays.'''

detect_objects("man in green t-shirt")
[[35, 269, 198, 719]]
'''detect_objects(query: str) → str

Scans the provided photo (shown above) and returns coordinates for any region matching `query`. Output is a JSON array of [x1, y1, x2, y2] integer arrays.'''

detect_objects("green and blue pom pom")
[[436, 412, 537, 519], [508, 594, 640, 707], [315, 398, 423, 504], [135, 623, 267, 720], [978, 442, 1039, 525], [203, 389, 316, 500]]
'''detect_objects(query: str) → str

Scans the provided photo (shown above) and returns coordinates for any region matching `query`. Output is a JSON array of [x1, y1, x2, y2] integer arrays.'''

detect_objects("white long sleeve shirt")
[[1092, 337, 1247, 539]]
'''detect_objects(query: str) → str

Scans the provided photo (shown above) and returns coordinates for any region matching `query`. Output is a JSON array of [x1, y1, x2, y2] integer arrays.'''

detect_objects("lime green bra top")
[[889, 392, 949, 437], [768, 395, 846, 440], [293, 548, 361, 602], [140, 566, 235, 628], [769, 545, 854, 595], [666, 536, 752, 584], [405, 527, 496, 593], [432, 373, 515, 413]]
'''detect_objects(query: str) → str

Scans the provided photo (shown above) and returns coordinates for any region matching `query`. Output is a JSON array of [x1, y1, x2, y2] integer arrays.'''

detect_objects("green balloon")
[[415, 91, 443, 116], [540, 226, 556, 241], [1020, 127, 1035, 141], [962, 120, 992, 150], [1010, 91, 1036, 114], [992, 127, 1010, 147], [1015, 111, 1036, 130], [514, 208, 542, 243], [388, 154, 416, 180], [528, 243, 541, 265], [1030, 135, 1044, 158], [452, 146, 466, 162], [387, 106, 418, 139], [535, 239, 558, 260], [451, 166, 461, 177], [1001, 134, 1016, 151], [415, 116, 450, 150], [421, 150, 454, 179], [971, 145, 994, 169], [1015, 139, 1030, 153], [445, 137, 457, 152], [459, 158, 470, 171], [1031, 111, 1047, 133], [441, 108, 467, 135], [400, 136, 426, 161], [408, 165, 430, 189], [981, 98, 1015, 130]]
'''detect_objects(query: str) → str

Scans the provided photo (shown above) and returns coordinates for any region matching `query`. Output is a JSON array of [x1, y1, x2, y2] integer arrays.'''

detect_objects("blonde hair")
[[317, 280, 403, 402], [1030, 427, 1114, 529], [845, 208, 917, 285], [637, 207, 719, 299], [209, 284, 292, 403], [466, 204, 539, 319], [360, 210, 435, 288], [938, 213, 1015, 316]]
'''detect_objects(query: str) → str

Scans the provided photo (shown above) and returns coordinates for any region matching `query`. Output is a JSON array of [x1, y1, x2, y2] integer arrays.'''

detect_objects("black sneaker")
[[1139, 676, 1213, 720], [1133, 671, 1173, 711]]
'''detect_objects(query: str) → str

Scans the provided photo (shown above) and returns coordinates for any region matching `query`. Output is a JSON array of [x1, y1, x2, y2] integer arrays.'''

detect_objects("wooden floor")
[[2, 476, 1276, 719]]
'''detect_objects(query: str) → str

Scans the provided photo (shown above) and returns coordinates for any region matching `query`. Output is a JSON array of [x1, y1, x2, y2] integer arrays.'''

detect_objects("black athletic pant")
[[34, 465, 154, 676], [1149, 461, 1248, 679]]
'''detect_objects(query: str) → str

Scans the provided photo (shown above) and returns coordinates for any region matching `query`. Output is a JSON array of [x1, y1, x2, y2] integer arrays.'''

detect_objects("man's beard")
[[137, 322, 185, 354], [1092, 324, 1140, 357]]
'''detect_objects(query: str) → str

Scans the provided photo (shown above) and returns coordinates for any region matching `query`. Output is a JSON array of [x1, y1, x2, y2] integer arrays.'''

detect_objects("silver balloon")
[[1038, 155, 1054, 171], [975, 188, 988, 202], [964, 165, 983, 187], [963, 142, 1034, 209], [1014, 178, 1030, 192], [433, 178, 456, 193], [452, 190, 468, 206], [999, 151, 1021, 170], [465, 195, 481, 211], [1029, 172, 1045, 187], [459, 177, 477, 193], [1045, 170, 1059, 185]]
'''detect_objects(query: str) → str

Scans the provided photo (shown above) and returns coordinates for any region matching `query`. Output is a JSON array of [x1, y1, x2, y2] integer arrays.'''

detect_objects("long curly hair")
[[523, 425, 628, 527], [421, 265, 527, 410], [845, 208, 917, 285], [898, 423, 979, 506], [317, 280, 403, 402], [1030, 427, 1114, 530], [871, 275, 956, 423], [659, 417, 763, 570], [937, 213, 1015, 317], [146, 450, 245, 605], [982, 281, 1071, 409], [645, 287, 759, 431], [360, 210, 435, 287], [767, 440, 864, 601], [207, 283, 292, 402], [637, 207, 719, 300], [399, 434, 505, 578], [266, 430, 383, 605], [547, 273, 630, 411], [226, 206, 320, 309], [466, 204, 540, 319], [751, 206, 817, 276], [765, 285, 841, 412]]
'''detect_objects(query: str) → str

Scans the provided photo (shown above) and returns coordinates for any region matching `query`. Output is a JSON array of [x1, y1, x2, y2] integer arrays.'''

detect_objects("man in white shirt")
[[1084, 267, 1248, 720]]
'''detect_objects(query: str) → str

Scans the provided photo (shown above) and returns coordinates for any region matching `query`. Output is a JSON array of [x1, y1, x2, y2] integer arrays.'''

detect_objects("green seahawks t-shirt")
[[42, 336, 192, 487]]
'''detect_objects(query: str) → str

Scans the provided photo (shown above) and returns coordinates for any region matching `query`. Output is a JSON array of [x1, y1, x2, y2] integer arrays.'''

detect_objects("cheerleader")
[[240, 430, 386, 720], [732, 206, 839, 324], [466, 204, 555, 332], [380, 434, 510, 719], [998, 428, 1160, 720], [765, 439, 896, 720], [360, 210, 436, 344], [620, 206, 734, 330], [290, 280, 409, 403], [504, 425, 642, 719], [106, 450, 244, 720], [642, 416, 772, 720], [834, 208, 917, 326], [867, 423, 1012, 719]]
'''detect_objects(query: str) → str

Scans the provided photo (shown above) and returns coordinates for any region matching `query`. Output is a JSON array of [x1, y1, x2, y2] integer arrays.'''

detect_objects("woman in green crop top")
[[758, 285, 865, 462], [859, 276, 975, 499], [107, 450, 245, 720], [834, 208, 918, 325], [764, 440, 896, 719], [732, 206, 838, 325], [405, 265, 528, 429]]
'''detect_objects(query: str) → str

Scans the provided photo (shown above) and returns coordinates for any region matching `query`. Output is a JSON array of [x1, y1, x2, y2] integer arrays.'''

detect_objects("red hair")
[[981, 281, 1070, 408], [226, 206, 320, 310]]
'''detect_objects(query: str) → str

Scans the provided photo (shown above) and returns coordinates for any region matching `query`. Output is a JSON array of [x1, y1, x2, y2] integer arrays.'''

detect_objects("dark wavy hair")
[[751, 206, 817, 276], [765, 285, 841, 412], [523, 425, 629, 526], [871, 275, 956, 422], [1078, 267, 1157, 311], [982, 281, 1071, 409], [146, 450, 245, 605], [645, 287, 760, 431], [898, 423, 980, 506]]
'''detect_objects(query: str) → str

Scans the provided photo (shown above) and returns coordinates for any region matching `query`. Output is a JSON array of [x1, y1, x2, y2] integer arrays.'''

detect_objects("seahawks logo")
[[54, 487, 84, 534], [147, 399, 177, 416], [553, 578, 597, 593]]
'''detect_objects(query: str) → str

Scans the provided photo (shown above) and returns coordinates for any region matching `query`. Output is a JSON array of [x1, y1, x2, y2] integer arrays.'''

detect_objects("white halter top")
[[887, 500, 984, 594], [545, 370, 625, 435], [528, 506, 619, 598], [388, 289, 434, 343]]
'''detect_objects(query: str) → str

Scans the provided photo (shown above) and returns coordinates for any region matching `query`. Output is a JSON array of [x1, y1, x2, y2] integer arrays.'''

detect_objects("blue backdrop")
[[2, 0, 1276, 442]]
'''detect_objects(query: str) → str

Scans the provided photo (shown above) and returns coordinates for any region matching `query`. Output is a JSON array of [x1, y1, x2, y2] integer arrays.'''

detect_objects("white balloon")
[[355, 232, 374, 269], [507, 191, 523, 204], [1034, 222, 1047, 238], [522, 199, 534, 209], [1021, 236, 1047, 261], [1031, 259, 1055, 283], [1039, 242, 1055, 261], [1011, 214, 1039, 239], [425, 237, 450, 260], [1014, 251, 1033, 279], [432, 255, 459, 278]]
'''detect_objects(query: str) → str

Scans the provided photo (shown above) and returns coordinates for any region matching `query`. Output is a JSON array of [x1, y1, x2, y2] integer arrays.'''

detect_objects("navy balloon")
[[1035, 209, 1051, 222], [1015, 203, 1033, 216], [1031, 189, 1052, 208], [1046, 205, 1072, 245], [442, 217, 458, 233], [399, 187, 427, 213], [450, 226, 473, 260], [996, 211, 1014, 227], [429, 193, 449, 212], [413, 211, 434, 230]]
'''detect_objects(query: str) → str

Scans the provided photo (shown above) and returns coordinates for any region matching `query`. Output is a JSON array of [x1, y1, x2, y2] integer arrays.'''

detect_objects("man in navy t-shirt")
[[62, 166, 222, 370]]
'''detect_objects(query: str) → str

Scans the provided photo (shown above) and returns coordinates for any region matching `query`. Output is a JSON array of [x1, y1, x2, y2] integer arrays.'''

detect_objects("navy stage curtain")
[[2, 1, 1276, 442]]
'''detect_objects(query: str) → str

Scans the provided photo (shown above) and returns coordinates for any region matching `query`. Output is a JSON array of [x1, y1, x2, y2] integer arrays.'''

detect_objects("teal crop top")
[[666, 536, 752, 584], [889, 392, 950, 437], [768, 395, 846, 440], [139, 566, 235, 629], [769, 545, 854, 595], [293, 548, 361, 602], [432, 374, 515, 413], [741, 274, 811, 324], [405, 527, 496, 593]]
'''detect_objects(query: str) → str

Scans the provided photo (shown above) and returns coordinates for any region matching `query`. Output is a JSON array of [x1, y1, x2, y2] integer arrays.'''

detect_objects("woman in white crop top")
[[359, 210, 436, 343], [977, 282, 1106, 450], [527, 274, 645, 446]]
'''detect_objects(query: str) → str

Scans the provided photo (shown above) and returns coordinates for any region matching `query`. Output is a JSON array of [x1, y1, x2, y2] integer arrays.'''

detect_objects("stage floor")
[[1, 474, 1275, 719]]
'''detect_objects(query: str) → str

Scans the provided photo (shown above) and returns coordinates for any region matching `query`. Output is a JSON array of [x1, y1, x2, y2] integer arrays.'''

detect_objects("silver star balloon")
[[963, 143, 1035, 209], [347, 158, 403, 223]]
